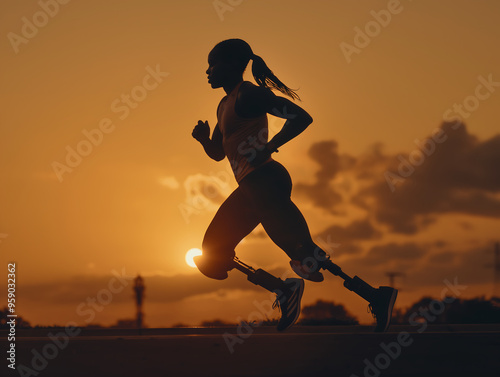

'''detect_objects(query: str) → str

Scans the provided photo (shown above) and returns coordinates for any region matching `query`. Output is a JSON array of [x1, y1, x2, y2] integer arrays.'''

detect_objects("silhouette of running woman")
[[192, 39, 397, 331]]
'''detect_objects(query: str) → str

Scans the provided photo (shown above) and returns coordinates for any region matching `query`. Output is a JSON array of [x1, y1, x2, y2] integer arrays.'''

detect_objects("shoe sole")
[[278, 279, 305, 332], [378, 289, 398, 332]]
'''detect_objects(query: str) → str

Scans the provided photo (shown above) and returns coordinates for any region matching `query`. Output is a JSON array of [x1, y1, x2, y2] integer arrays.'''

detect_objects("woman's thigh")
[[240, 162, 316, 260], [202, 186, 260, 259]]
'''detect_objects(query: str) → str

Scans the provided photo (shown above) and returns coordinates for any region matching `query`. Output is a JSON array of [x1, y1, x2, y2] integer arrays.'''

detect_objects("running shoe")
[[368, 286, 398, 332], [273, 278, 305, 331]]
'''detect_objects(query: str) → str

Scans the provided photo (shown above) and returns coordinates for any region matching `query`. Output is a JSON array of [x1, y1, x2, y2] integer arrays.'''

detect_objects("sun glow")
[[185, 248, 203, 268]]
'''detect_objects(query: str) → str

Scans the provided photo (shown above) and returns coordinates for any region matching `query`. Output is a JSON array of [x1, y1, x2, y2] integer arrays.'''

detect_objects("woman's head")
[[206, 38, 300, 100]]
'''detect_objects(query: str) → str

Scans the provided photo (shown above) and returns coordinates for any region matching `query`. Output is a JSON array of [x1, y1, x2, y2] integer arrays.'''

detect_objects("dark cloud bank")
[[291, 121, 500, 282], [297, 122, 500, 235]]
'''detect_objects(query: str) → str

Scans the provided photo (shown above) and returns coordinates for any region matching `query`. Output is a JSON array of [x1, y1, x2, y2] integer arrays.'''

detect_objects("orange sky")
[[1, 0, 500, 327]]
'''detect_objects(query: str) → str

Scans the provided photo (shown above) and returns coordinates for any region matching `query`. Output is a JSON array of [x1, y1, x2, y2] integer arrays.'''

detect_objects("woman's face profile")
[[206, 50, 237, 89]]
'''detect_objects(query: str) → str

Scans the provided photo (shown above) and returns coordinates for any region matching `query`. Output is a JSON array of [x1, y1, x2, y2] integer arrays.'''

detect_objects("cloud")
[[361, 242, 427, 266], [428, 250, 457, 264], [294, 140, 354, 212], [296, 123, 500, 235], [182, 173, 232, 210], [335, 240, 496, 290], [314, 218, 382, 256], [353, 122, 500, 234], [131, 273, 261, 303], [8, 266, 295, 307], [353, 142, 395, 181], [159, 176, 180, 189], [406, 242, 497, 287]]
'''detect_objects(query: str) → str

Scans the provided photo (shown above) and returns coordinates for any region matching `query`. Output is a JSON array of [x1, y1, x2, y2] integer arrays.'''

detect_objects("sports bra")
[[217, 81, 272, 183]]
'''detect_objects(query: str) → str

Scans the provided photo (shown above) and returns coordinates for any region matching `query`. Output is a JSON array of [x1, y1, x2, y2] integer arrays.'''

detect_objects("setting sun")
[[185, 248, 203, 268]]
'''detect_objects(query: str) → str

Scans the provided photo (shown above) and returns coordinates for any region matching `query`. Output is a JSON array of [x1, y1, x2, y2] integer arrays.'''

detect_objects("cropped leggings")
[[202, 161, 321, 273]]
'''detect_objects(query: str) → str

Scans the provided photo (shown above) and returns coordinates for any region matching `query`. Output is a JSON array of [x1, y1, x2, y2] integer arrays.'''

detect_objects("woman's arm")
[[236, 84, 313, 165], [237, 83, 313, 151], [265, 95, 313, 151], [192, 121, 226, 161]]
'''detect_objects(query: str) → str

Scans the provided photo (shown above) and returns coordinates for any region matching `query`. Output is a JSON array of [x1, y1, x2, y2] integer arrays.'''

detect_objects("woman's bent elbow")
[[302, 113, 313, 127]]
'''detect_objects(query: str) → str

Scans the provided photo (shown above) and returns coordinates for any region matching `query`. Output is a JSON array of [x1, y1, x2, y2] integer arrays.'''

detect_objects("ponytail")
[[251, 54, 300, 101], [211, 39, 300, 100]]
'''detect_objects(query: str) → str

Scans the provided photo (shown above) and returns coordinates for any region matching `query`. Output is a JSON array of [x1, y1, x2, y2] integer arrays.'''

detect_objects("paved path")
[[3, 326, 500, 377]]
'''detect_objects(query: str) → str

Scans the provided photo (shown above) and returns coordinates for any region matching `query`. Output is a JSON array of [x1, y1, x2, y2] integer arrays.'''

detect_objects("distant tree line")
[[392, 296, 500, 325], [2, 296, 499, 329]]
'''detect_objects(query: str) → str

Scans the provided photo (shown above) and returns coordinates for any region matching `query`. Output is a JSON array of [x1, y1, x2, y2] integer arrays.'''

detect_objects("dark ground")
[[2, 325, 500, 377]]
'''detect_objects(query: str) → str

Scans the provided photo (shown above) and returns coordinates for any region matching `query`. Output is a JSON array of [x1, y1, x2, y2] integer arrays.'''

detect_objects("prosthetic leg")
[[230, 256, 385, 311], [289, 251, 397, 331], [290, 249, 379, 303], [231, 257, 286, 293], [319, 259, 378, 303], [196, 253, 395, 332], [230, 257, 305, 332], [319, 258, 398, 332]]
